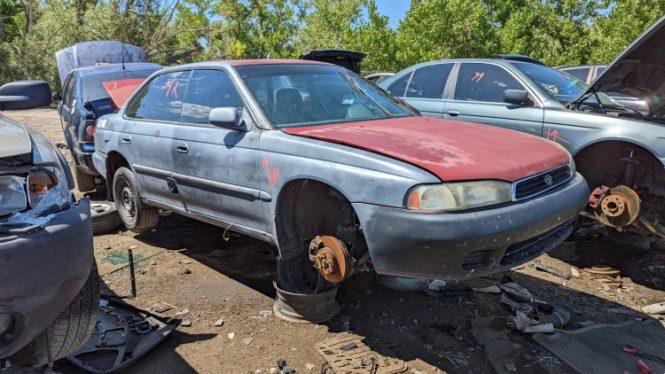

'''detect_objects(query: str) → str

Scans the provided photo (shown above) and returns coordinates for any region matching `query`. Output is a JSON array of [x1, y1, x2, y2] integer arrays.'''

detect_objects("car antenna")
[[121, 41, 126, 70]]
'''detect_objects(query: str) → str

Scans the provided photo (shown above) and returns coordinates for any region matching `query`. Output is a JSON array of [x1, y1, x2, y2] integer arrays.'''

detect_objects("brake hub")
[[308, 236, 351, 284], [590, 185, 641, 228]]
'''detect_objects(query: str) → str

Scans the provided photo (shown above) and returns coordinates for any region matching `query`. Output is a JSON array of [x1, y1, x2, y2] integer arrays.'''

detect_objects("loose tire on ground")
[[112, 167, 159, 233], [90, 200, 122, 235], [75, 168, 96, 193], [10, 263, 100, 367]]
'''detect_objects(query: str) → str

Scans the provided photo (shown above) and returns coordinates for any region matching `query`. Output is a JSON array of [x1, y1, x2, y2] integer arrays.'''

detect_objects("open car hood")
[[55, 41, 148, 87], [574, 16, 665, 117]]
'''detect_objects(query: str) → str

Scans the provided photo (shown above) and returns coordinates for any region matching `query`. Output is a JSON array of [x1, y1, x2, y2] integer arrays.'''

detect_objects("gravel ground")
[[5, 108, 665, 374]]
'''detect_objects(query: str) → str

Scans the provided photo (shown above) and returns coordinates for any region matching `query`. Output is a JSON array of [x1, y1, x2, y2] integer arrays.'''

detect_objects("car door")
[[170, 69, 265, 232], [445, 62, 544, 137], [121, 70, 191, 211], [385, 63, 452, 118]]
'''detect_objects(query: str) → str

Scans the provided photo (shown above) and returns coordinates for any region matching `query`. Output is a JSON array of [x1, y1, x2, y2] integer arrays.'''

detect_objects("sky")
[[375, 0, 411, 28]]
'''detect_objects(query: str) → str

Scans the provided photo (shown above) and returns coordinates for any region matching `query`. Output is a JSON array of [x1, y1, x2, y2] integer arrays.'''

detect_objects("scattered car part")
[[315, 333, 408, 374], [533, 320, 665, 374], [500, 278, 570, 330], [67, 300, 177, 374], [273, 282, 340, 324], [376, 275, 429, 292], [299, 49, 366, 74], [308, 236, 352, 284], [532, 260, 572, 280], [90, 200, 122, 235]]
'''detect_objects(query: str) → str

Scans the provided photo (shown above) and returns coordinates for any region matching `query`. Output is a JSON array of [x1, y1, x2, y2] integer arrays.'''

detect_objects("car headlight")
[[406, 181, 512, 212], [26, 170, 58, 208]]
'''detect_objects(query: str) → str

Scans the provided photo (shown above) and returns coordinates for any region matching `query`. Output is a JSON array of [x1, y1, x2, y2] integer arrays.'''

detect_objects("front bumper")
[[0, 198, 93, 359], [353, 173, 589, 280]]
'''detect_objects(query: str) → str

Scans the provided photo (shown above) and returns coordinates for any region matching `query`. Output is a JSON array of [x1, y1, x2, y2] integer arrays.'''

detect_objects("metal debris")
[[533, 260, 572, 279]]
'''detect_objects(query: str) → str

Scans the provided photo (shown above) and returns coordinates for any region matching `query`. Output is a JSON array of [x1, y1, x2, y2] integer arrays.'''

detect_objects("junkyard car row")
[[1, 14, 664, 371]]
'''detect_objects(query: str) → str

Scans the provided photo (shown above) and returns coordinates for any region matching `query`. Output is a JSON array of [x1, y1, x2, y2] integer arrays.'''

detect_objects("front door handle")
[[121, 136, 132, 144], [445, 109, 460, 117], [175, 143, 189, 153]]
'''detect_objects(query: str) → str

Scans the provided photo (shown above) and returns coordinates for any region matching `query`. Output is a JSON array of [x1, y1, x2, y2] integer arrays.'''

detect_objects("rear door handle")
[[121, 136, 132, 144], [175, 143, 189, 153], [445, 109, 460, 117]]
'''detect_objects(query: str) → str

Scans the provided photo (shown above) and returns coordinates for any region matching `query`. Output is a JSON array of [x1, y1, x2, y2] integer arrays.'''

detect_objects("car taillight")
[[26, 170, 57, 208], [83, 120, 96, 142]]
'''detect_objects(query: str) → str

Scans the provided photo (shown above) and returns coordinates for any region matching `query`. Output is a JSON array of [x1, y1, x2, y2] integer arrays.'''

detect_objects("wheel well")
[[105, 151, 129, 201], [574, 141, 661, 189], [274, 179, 363, 260]]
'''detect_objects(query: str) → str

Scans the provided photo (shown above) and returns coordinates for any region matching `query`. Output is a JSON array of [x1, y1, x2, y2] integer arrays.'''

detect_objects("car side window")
[[386, 72, 412, 97], [454, 63, 524, 103], [180, 70, 244, 125], [125, 71, 190, 122], [405, 64, 452, 99], [62, 75, 76, 108], [563, 68, 590, 82]]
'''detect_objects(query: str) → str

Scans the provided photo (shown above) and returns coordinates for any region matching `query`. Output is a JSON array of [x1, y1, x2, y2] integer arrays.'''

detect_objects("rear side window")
[[454, 63, 524, 103], [405, 64, 452, 99], [563, 68, 590, 82], [386, 72, 411, 97], [125, 71, 190, 122], [180, 70, 244, 124], [62, 75, 76, 108]]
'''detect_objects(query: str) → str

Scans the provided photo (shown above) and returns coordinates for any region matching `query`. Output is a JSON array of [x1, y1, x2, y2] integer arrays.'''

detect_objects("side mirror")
[[503, 89, 532, 106], [0, 80, 51, 111], [209, 107, 246, 131], [52, 91, 62, 101]]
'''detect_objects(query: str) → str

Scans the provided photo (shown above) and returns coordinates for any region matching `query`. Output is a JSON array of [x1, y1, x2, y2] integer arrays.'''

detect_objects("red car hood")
[[282, 116, 569, 182]]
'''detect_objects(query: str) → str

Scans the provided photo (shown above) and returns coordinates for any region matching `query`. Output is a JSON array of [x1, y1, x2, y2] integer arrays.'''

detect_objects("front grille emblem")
[[544, 174, 554, 186]]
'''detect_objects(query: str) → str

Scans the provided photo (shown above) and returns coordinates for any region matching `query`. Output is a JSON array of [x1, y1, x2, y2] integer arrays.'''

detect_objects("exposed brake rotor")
[[589, 185, 641, 228], [308, 235, 352, 284]]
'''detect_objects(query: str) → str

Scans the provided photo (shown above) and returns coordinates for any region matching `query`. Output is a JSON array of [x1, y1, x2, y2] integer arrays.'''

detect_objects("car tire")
[[10, 263, 100, 367], [75, 168, 96, 193], [90, 200, 122, 235], [112, 167, 159, 233]]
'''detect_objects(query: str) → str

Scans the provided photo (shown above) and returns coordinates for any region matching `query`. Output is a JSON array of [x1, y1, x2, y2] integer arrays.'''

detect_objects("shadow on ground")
[[124, 213, 665, 373]]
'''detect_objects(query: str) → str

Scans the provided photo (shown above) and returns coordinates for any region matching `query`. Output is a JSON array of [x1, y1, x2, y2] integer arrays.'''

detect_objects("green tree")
[[395, 0, 499, 68], [589, 0, 665, 63]]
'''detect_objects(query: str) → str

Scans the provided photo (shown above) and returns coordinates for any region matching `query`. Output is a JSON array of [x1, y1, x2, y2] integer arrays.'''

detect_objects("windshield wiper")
[[339, 72, 392, 118]]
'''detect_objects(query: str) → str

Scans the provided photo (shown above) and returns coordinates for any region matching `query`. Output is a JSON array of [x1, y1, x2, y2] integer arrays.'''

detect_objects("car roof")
[[75, 62, 162, 77], [155, 59, 333, 74]]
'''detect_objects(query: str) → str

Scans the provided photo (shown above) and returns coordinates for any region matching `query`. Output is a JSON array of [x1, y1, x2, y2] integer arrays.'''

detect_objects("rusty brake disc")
[[308, 235, 352, 284], [593, 185, 641, 228]]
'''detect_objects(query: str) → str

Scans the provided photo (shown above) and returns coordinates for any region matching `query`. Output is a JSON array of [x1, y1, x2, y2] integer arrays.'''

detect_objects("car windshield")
[[513, 63, 588, 104], [236, 64, 416, 128], [83, 70, 156, 102]]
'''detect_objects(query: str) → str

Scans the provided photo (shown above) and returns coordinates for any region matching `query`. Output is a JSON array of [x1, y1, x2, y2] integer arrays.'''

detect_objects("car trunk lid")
[[282, 116, 569, 183]]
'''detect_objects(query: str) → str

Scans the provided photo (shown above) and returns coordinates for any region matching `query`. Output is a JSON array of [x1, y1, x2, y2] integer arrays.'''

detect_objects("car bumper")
[[0, 198, 93, 359], [73, 147, 99, 176], [352, 173, 589, 280]]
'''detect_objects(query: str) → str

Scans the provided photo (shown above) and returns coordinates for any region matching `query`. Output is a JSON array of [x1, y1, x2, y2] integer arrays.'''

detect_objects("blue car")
[[56, 63, 160, 192]]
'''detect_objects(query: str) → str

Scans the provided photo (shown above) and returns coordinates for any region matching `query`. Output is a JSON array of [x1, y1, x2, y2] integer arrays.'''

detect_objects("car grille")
[[0, 153, 31, 168], [513, 165, 572, 200]]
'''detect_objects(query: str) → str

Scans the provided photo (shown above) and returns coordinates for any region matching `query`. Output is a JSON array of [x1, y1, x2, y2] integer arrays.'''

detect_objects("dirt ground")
[[6, 108, 665, 374]]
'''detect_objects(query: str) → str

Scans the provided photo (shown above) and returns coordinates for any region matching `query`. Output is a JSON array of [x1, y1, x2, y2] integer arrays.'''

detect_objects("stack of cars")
[[381, 15, 665, 236]]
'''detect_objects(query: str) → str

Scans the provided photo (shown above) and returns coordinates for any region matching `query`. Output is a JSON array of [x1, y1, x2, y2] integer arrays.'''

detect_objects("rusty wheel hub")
[[590, 185, 641, 228], [308, 236, 351, 284]]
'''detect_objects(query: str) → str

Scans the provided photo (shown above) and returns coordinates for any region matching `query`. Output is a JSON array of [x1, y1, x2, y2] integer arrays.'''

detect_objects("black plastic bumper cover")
[[0, 198, 93, 359], [353, 173, 589, 280]]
